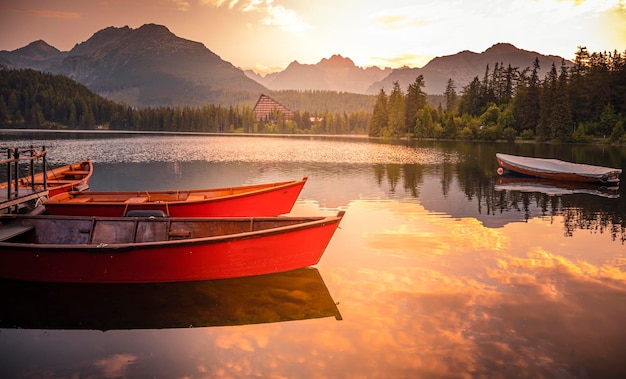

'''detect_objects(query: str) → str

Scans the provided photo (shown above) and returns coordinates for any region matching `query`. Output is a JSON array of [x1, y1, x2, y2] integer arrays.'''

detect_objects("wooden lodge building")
[[252, 94, 294, 121]]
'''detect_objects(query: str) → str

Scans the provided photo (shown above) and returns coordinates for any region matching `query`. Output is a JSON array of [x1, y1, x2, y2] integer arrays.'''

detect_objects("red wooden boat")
[[44, 177, 308, 217], [0, 160, 93, 197], [496, 153, 621, 184], [0, 211, 344, 283]]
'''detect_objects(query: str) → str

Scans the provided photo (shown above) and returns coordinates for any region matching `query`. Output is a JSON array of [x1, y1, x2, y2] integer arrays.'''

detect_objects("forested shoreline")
[[370, 47, 626, 143], [0, 69, 375, 134], [1, 46, 625, 142]]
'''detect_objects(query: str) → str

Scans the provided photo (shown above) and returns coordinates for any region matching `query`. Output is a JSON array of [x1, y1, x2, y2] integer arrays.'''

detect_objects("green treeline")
[[369, 47, 626, 143], [0, 69, 372, 134]]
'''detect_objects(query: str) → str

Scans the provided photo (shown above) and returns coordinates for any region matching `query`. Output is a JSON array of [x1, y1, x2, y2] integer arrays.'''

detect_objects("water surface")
[[1, 132, 625, 378]]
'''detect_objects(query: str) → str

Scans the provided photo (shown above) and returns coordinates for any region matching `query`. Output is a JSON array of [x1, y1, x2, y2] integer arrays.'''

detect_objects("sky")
[[1, 0, 625, 74]]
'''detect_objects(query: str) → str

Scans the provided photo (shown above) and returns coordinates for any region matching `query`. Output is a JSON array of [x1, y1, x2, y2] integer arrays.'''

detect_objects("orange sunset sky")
[[1, 0, 625, 74]]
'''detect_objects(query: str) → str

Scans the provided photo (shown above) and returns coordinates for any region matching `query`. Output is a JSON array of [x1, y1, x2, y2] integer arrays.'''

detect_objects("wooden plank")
[[125, 197, 148, 204], [186, 194, 206, 201], [0, 224, 34, 241], [0, 190, 48, 211], [62, 170, 90, 176], [65, 197, 92, 203]]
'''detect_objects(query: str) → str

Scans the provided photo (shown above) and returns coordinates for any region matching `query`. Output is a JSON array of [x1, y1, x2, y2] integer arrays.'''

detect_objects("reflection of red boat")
[[0, 211, 344, 283], [0, 159, 92, 197], [496, 153, 621, 184], [0, 268, 342, 330], [495, 176, 620, 198], [44, 178, 307, 217]]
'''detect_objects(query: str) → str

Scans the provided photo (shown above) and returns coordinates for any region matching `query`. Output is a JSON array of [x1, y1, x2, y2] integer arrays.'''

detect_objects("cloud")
[[201, 0, 241, 8], [261, 4, 310, 34], [370, 53, 434, 69], [373, 14, 430, 30], [170, 0, 191, 11], [201, 0, 310, 34], [13, 8, 80, 19]]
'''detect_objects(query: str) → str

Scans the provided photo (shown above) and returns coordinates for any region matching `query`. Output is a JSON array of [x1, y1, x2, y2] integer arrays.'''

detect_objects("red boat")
[[496, 153, 621, 184], [44, 178, 308, 217], [0, 159, 93, 197], [0, 211, 344, 283]]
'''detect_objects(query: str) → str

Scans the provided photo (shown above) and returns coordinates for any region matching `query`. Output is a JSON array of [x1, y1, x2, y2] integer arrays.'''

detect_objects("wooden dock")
[[1, 146, 50, 214], [0, 188, 49, 214]]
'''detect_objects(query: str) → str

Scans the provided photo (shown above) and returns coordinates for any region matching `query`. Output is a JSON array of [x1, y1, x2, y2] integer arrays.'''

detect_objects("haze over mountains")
[[0, 23, 572, 108]]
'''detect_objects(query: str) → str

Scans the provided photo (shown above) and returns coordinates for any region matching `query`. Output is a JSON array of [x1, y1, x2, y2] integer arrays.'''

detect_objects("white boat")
[[496, 153, 621, 184]]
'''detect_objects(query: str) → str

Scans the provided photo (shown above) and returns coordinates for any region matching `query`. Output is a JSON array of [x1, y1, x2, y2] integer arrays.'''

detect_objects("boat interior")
[[0, 215, 326, 245], [0, 161, 91, 189], [49, 182, 296, 203]]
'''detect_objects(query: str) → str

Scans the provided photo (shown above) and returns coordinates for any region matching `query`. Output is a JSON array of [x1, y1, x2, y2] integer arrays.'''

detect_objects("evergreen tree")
[[569, 46, 592, 126], [415, 105, 435, 138], [444, 78, 458, 113], [0, 96, 9, 122], [598, 103, 618, 138], [537, 63, 558, 140], [387, 81, 406, 137], [369, 88, 388, 137], [502, 64, 517, 104], [458, 77, 483, 116], [405, 75, 427, 132], [442, 113, 457, 139], [513, 59, 541, 134], [550, 62, 574, 141]]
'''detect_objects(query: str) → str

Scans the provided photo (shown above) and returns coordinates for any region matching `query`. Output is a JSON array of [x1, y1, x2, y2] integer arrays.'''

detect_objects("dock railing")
[[1, 146, 48, 213]]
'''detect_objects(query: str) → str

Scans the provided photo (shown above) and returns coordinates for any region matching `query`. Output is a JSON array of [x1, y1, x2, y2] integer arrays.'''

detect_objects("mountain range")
[[0, 23, 572, 108]]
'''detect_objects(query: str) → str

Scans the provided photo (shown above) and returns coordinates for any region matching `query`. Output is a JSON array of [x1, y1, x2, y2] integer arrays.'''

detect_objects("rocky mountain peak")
[[319, 54, 356, 68], [483, 43, 519, 54], [11, 40, 60, 58]]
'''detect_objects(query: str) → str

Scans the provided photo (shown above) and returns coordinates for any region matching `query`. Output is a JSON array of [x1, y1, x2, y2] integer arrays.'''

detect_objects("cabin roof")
[[252, 94, 294, 121]]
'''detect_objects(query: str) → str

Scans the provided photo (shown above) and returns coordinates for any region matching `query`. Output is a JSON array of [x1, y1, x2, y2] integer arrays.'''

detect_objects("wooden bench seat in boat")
[[124, 197, 148, 204], [186, 194, 206, 201], [65, 196, 92, 203], [61, 170, 90, 176], [38, 179, 83, 184], [0, 224, 34, 242]]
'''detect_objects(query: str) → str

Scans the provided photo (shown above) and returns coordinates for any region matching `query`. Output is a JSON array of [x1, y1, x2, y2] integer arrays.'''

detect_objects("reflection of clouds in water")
[[5, 136, 456, 165], [93, 353, 137, 378], [311, 200, 626, 378]]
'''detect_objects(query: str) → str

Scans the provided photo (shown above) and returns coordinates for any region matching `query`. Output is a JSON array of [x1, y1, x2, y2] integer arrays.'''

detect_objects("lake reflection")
[[1, 132, 626, 378]]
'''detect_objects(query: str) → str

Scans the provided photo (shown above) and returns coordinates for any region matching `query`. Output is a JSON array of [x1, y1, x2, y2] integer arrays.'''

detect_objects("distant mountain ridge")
[[246, 54, 392, 94], [246, 43, 572, 95], [367, 43, 572, 94], [1, 24, 573, 106], [0, 24, 265, 107]]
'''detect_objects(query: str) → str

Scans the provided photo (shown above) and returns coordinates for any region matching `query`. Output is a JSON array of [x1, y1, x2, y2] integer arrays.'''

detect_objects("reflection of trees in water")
[[563, 208, 625, 242], [374, 162, 625, 241]]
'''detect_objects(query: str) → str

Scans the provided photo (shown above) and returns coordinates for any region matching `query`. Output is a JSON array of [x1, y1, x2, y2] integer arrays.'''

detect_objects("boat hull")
[[496, 153, 621, 184], [44, 178, 307, 217], [0, 212, 344, 283]]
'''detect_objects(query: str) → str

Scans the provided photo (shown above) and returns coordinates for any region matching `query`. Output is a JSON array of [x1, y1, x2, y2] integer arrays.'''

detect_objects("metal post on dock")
[[30, 145, 35, 191], [6, 148, 11, 201], [12, 148, 19, 198], [42, 145, 47, 190]]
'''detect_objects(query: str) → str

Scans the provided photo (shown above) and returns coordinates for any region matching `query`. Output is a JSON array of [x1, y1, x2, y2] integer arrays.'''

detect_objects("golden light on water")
[[175, 199, 626, 377]]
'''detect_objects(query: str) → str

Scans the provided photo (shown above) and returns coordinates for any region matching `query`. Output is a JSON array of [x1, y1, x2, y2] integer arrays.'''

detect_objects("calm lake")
[[1, 131, 626, 378]]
